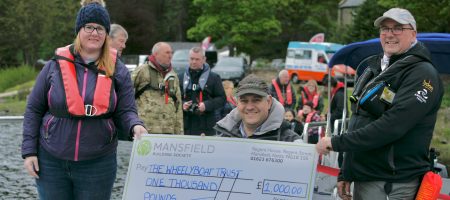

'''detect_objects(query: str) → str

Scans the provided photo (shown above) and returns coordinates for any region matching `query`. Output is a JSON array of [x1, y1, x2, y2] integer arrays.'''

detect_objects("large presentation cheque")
[[123, 135, 318, 200]]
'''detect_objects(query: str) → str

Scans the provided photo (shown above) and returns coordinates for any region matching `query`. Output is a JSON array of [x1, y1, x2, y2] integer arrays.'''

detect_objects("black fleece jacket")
[[332, 42, 444, 182]]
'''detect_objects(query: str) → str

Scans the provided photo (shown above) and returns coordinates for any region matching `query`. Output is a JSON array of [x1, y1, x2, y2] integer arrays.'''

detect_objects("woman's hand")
[[132, 125, 148, 140], [24, 156, 39, 178]]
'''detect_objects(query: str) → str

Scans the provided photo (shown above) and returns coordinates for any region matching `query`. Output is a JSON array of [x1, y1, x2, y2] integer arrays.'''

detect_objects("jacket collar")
[[183, 63, 210, 92], [216, 98, 285, 136]]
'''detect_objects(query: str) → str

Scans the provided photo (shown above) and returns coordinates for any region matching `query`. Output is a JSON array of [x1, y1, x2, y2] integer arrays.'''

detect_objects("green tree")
[[378, 0, 450, 33], [0, 0, 47, 66], [187, 0, 281, 57], [0, 0, 17, 66], [160, 0, 198, 42], [272, 0, 340, 59], [107, 0, 162, 54], [345, 0, 387, 43], [344, 0, 450, 44], [0, 0, 78, 67], [39, 0, 79, 60], [108, 0, 186, 54], [297, 0, 340, 42]]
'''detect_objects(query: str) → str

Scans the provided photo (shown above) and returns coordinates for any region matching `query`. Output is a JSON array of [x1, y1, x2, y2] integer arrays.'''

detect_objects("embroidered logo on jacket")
[[415, 89, 428, 103], [422, 80, 433, 92]]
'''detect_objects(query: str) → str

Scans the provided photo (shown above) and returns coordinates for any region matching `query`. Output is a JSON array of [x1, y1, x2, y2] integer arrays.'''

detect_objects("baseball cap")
[[235, 74, 269, 97], [374, 8, 416, 31]]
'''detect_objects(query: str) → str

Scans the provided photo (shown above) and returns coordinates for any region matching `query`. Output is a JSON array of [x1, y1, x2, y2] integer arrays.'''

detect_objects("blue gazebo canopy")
[[329, 33, 450, 74]]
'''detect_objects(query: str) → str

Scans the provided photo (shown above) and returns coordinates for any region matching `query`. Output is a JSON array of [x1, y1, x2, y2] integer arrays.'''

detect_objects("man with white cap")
[[316, 8, 443, 199]]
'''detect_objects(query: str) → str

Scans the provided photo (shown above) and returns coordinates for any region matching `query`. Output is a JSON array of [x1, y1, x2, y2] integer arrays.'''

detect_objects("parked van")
[[285, 42, 355, 84]]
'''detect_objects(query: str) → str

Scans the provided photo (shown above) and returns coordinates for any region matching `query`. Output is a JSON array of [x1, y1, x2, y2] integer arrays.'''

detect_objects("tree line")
[[0, 0, 449, 67]]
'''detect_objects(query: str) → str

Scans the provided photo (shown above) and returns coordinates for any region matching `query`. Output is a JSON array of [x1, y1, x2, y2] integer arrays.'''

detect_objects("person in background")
[[215, 74, 300, 142], [270, 69, 296, 109], [297, 79, 324, 113], [317, 55, 326, 64], [322, 76, 347, 133], [284, 108, 304, 137], [108, 23, 128, 57], [217, 80, 237, 120], [316, 8, 443, 200], [22, 1, 147, 199], [298, 101, 321, 144], [181, 47, 226, 136], [109, 23, 130, 140], [132, 42, 183, 135], [322, 76, 348, 167], [322, 77, 348, 167]]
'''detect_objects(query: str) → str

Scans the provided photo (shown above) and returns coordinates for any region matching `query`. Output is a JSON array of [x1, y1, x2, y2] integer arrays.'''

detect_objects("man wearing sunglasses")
[[316, 8, 443, 200]]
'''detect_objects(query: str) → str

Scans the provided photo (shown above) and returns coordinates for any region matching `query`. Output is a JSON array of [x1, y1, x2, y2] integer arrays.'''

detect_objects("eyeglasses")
[[380, 27, 414, 35], [83, 25, 106, 35]]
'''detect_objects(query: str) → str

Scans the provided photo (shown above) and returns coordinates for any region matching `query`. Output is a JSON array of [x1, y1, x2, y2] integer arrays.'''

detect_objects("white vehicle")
[[122, 54, 148, 72], [285, 42, 355, 84]]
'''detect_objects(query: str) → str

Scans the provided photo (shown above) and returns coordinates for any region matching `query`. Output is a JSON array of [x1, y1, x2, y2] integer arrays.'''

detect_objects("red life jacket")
[[227, 96, 237, 106], [272, 79, 293, 106], [297, 110, 317, 123], [331, 82, 345, 101], [301, 86, 320, 108], [53, 45, 116, 117]]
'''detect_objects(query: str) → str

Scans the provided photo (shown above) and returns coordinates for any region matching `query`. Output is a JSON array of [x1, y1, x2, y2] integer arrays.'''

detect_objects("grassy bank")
[[0, 65, 37, 93], [431, 76, 450, 170], [0, 100, 27, 115], [433, 108, 450, 168], [0, 80, 33, 115], [0, 66, 36, 115]]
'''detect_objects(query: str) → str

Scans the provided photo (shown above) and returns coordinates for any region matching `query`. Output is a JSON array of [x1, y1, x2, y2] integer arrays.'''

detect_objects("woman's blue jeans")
[[36, 147, 117, 200]]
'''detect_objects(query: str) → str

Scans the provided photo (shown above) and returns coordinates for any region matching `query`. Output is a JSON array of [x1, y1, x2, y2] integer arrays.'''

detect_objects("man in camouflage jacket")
[[132, 42, 183, 134]]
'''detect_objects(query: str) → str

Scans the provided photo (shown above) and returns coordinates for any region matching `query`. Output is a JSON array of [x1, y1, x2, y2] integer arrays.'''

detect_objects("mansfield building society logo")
[[137, 140, 152, 156], [137, 139, 216, 158]]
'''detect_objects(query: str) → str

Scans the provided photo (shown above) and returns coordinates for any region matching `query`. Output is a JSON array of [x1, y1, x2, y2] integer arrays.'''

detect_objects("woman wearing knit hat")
[[21, 1, 147, 199]]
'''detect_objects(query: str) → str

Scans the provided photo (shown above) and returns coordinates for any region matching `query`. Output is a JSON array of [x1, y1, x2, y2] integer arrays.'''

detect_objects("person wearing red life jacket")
[[297, 79, 324, 113], [322, 76, 348, 168], [284, 108, 304, 137], [323, 76, 348, 133], [297, 101, 322, 144], [269, 69, 297, 110], [21, 1, 146, 199], [217, 80, 237, 120]]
